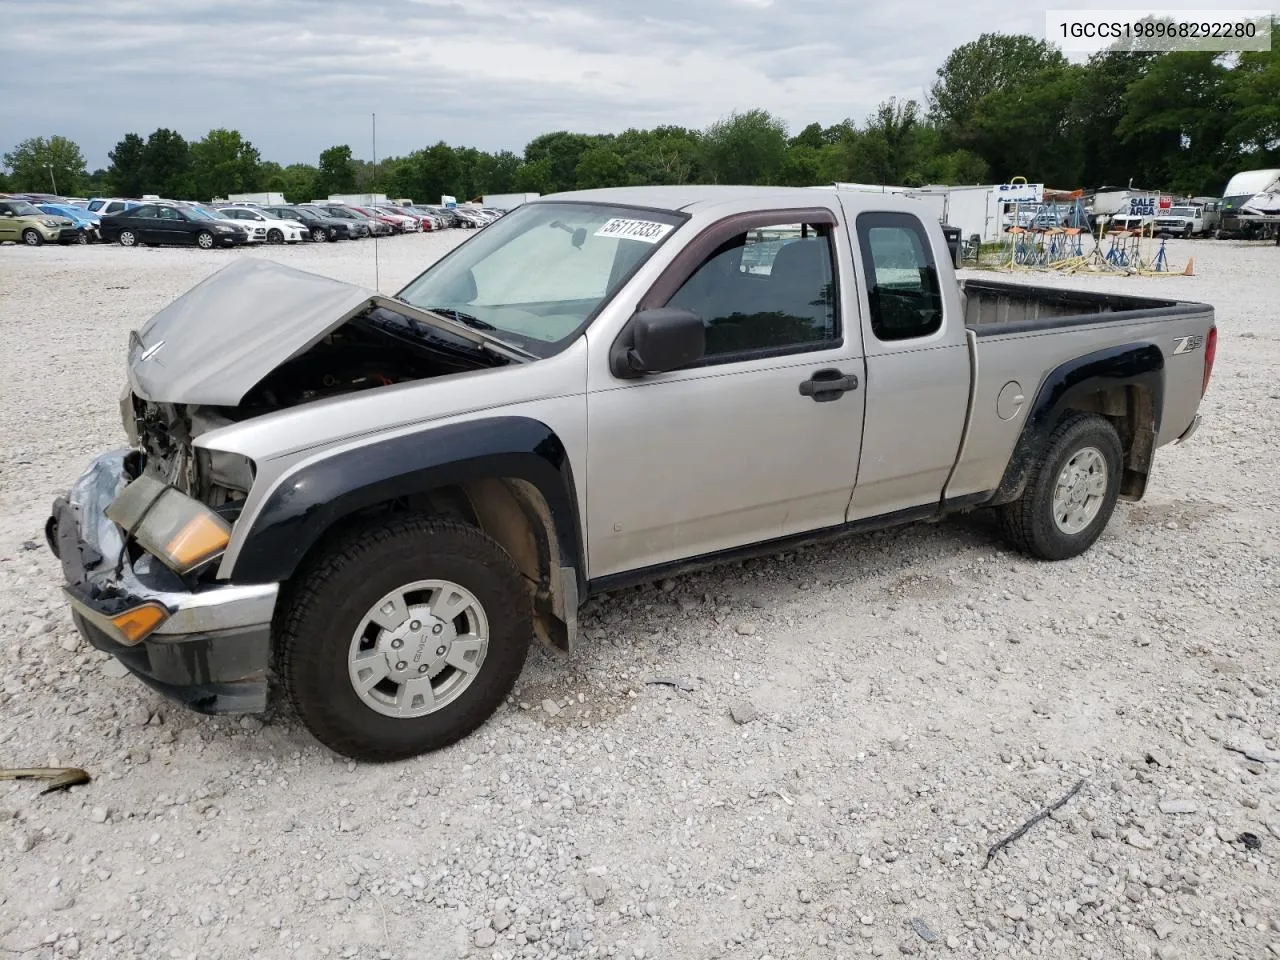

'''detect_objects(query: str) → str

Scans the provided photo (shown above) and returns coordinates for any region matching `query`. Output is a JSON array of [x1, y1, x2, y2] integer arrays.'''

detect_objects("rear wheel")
[[118, 229, 137, 247], [22, 228, 42, 246], [196, 231, 215, 250], [267, 228, 284, 244], [278, 517, 532, 762], [997, 413, 1123, 561]]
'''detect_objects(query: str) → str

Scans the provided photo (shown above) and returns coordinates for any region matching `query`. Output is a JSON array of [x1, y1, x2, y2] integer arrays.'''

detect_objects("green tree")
[[316, 144, 358, 197], [107, 133, 147, 197], [2, 135, 88, 194], [967, 62, 1086, 186], [1117, 52, 1236, 195], [191, 128, 262, 199], [701, 109, 788, 184], [929, 34, 1068, 140], [267, 163, 319, 203], [142, 128, 193, 198], [1227, 19, 1280, 164], [790, 122, 826, 151], [523, 132, 597, 192], [574, 145, 627, 188]]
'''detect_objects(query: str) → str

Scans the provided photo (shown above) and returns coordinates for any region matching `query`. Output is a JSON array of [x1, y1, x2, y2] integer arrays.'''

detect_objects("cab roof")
[[536, 184, 923, 217]]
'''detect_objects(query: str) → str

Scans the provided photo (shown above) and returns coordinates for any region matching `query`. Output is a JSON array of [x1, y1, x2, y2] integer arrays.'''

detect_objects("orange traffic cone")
[[1182, 257, 1194, 276]]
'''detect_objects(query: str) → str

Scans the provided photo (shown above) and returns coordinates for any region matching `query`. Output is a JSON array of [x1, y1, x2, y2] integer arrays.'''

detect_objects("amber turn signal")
[[110, 603, 169, 645], [164, 513, 232, 571]]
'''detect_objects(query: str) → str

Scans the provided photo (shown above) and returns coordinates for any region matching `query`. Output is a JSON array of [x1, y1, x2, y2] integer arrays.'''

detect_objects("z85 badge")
[[1172, 335, 1204, 355]]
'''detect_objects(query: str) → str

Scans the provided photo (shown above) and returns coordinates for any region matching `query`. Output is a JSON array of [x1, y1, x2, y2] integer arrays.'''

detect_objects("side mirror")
[[611, 308, 705, 377]]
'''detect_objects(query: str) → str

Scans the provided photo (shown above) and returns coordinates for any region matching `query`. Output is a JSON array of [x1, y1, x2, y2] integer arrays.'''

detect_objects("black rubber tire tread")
[[277, 516, 531, 762], [997, 413, 1123, 561]]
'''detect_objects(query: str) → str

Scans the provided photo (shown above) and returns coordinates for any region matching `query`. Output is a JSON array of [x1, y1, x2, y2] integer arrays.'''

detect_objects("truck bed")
[[960, 279, 1207, 334]]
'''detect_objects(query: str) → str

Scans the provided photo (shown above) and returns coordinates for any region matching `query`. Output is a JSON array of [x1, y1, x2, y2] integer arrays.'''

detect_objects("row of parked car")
[[0, 191, 507, 248]]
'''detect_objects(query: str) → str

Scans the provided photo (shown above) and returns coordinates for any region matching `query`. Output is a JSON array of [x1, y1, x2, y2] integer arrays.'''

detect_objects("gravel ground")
[[0, 234, 1276, 960]]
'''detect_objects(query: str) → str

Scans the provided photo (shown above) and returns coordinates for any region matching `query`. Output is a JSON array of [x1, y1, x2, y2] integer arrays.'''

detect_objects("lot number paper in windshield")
[[594, 218, 673, 243]]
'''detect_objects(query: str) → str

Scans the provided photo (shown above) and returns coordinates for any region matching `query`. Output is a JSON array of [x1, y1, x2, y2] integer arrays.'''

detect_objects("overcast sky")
[[2, 0, 1224, 169]]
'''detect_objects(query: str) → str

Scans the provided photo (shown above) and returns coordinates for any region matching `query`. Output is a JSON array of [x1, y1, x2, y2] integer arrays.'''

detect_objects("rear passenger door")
[[127, 204, 161, 243], [585, 209, 867, 578], [843, 209, 971, 519], [153, 206, 188, 244]]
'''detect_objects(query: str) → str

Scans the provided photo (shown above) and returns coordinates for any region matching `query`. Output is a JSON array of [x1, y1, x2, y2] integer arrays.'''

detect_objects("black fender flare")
[[991, 343, 1165, 505], [227, 416, 584, 589]]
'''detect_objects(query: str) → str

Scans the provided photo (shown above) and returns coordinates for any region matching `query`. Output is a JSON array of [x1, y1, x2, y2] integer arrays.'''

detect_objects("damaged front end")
[[51, 258, 519, 714]]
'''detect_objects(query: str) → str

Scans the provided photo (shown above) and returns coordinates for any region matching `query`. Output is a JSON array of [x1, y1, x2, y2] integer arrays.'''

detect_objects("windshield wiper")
[[385, 296, 538, 362], [422, 305, 497, 330]]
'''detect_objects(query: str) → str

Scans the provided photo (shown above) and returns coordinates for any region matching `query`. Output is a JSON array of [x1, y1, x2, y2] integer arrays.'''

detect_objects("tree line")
[[4, 27, 1278, 203]]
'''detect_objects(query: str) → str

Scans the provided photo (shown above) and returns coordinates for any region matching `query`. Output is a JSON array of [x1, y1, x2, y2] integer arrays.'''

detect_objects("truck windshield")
[[396, 202, 686, 356], [1168, 207, 1197, 217]]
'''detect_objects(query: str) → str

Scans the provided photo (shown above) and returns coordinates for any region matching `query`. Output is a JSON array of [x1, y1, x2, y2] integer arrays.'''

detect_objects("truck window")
[[855, 212, 943, 342], [666, 223, 837, 359]]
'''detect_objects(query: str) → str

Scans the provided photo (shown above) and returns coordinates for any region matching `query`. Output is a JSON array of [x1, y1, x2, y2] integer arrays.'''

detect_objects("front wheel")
[[267, 228, 284, 244], [22, 229, 43, 246], [311, 227, 326, 242], [997, 413, 1123, 561], [118, 229, 137, 247], [196, 231, 215, 249], [278, 517, 532, 762]]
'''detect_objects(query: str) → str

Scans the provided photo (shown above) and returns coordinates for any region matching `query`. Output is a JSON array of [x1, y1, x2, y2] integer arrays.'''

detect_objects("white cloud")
[[0, 0, 1225, 168]]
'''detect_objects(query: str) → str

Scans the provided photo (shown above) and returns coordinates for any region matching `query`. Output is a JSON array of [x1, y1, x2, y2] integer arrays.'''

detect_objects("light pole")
[[46, 164, 58, 194]]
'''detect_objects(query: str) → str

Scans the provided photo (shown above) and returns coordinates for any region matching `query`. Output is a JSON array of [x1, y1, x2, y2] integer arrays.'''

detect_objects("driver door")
[[585, 210, 866, 579], [0, 202, 16, 242]]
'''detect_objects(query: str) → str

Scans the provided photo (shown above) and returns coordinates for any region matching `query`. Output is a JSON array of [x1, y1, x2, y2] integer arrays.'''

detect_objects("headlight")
[[214, 224, 233, 232], [105, 473, 232, 576], [42, 218, 60, 227]]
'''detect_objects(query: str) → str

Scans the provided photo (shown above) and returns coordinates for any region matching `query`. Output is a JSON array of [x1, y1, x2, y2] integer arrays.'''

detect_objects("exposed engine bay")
[[125, 306, 504, 512]]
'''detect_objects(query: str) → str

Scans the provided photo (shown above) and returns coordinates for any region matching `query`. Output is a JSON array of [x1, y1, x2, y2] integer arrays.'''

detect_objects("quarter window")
[[665, 223, 837, 359], [856, 212, 943, 341]]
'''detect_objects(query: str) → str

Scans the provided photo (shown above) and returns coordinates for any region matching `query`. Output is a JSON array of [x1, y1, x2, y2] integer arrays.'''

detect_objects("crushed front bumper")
[[46, 450, 277, 714]]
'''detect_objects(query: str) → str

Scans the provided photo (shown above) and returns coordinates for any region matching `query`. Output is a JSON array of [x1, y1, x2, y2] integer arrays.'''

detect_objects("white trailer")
[[228, 192, 285, 205], [481, 193, 540, 210], [328, 193, 390, 207]]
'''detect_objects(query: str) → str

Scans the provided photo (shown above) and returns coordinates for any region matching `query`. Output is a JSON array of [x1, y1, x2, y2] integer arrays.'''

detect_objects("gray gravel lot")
[[0, 234, 1276, 960]]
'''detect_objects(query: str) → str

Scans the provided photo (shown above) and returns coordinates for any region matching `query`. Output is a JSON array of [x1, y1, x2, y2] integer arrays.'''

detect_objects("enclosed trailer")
[[481, 192, 540, 210]]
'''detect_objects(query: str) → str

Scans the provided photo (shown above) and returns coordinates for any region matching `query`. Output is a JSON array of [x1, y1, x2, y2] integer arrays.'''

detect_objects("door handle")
[[799, 368, 859, 401]]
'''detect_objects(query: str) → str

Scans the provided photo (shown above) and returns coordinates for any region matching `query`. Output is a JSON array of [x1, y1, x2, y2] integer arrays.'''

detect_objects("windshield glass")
[[397, 202, 685, 355], [11, 202, 42, 216], [281, 207, 315, 220], [188, 208, 219, 221]]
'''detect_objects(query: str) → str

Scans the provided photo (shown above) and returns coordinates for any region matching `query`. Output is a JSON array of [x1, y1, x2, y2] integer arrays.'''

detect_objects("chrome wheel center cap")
[[378, 612, 457, 681]]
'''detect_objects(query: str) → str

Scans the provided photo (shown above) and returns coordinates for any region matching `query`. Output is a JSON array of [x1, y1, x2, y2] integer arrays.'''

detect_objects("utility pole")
[[46, 164, 58, 194]]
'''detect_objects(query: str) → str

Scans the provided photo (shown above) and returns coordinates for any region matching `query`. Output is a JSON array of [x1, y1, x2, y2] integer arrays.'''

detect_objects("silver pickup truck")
[[45, 186, 1217, 761]]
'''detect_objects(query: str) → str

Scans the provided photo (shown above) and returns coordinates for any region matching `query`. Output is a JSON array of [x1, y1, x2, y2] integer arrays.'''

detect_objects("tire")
[[22, 229, 43, 247], [118, 229, 137, 247], [267, 228, 284, 244], [278, 517, 532, 762], [326, 228, 339, 242], [75, 231, 88, 245], [196, 231, 215, 250], [997, 413, 1123, 561], [311, 227, 326, 242]]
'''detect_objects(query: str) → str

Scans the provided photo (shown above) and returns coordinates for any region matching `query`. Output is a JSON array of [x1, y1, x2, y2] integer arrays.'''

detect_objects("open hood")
[[126, 258, 528, 406], [127, 258, 377, 405]]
